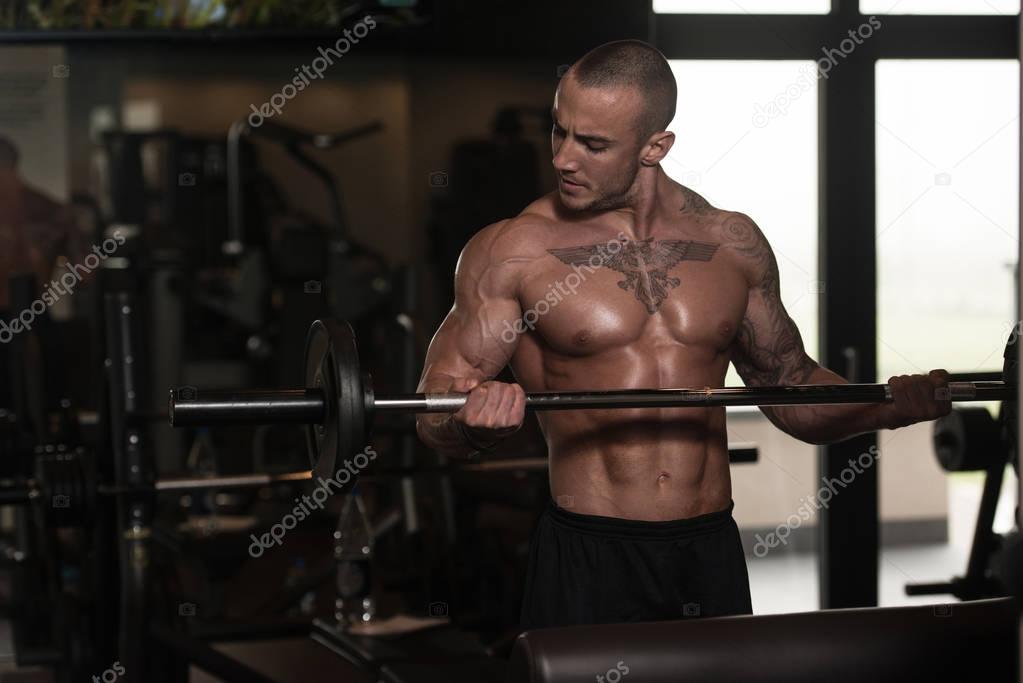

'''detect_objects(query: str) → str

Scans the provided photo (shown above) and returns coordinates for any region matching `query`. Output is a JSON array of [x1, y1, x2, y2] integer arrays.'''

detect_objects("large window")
[[876, 60, 1018, 382], [655, 0, 830, 13], [861, 0, 1019, 14], [875, 59, 1019, 606]]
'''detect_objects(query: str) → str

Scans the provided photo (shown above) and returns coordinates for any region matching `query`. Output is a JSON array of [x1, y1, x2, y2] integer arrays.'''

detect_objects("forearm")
[[416, 412, 479, 460], [761, 365, 883, 445]]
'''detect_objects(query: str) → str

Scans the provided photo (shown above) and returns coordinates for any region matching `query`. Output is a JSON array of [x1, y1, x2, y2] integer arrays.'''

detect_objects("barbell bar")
[[167, 319, 1019, 478], [171, 381, 1011, 424]]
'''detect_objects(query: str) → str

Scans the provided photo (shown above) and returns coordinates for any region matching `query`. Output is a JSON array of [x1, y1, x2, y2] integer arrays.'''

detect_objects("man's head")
[[552, 40, 677, 212], [0, 136, 18, 170]]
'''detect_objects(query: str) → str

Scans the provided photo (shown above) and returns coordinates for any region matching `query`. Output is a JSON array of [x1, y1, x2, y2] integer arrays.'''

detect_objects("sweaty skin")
[[417, 177, 885, 521], [499, 185, 753, 521], [416, 73, 948, 522]]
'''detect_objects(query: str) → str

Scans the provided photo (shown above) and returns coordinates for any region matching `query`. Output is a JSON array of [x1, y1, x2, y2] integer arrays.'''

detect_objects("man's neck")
[[607, 165, 673, 241]]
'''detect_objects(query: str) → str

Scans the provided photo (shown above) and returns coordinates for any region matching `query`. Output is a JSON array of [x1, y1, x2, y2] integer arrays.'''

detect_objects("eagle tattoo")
[[547, 238, 719, 314]]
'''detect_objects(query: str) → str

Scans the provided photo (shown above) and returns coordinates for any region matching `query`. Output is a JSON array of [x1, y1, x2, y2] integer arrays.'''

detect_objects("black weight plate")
[[933, 407, 1004, 472], [305, 320, 365, 479]]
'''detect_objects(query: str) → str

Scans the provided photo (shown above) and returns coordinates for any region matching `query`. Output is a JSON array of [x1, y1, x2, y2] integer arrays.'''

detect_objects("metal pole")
[[169, 381, 1012, 427]]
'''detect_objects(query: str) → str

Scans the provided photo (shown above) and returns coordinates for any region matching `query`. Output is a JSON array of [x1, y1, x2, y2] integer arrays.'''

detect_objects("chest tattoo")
[[547, 238, 720, 314]]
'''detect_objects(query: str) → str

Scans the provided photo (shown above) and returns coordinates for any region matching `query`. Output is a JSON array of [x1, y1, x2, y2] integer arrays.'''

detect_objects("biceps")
[[419, 297, 522, 390], [732, 288, 814, 386]]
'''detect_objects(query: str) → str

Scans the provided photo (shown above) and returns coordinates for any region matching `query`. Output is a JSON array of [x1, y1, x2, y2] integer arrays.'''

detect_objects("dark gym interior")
[[0, 1, 1021, 681]]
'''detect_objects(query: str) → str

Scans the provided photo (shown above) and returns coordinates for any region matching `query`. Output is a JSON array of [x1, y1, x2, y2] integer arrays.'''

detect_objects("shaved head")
[[567, 40, 677, 139]]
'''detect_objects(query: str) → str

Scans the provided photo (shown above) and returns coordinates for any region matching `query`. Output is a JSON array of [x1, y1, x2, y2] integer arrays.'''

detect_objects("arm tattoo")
[[724, 215, 817, 386], [548, 238, 719, 314]]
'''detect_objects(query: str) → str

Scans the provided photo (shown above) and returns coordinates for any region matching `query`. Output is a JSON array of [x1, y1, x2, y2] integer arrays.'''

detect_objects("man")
[[415, 40, 950, 630]]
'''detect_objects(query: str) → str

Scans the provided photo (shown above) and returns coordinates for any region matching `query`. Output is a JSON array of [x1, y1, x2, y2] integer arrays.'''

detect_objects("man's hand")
[[450, 378, 526, 447], [876, 369, 952, 430]]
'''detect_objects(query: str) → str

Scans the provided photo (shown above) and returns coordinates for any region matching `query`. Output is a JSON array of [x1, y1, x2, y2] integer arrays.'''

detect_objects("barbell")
[[169, 319, 1019, 478], [0, 446, 318, 529]]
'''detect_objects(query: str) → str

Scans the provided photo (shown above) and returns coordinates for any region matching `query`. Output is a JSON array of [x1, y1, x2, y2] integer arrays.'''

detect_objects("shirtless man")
[[416, 40, 951, 630]]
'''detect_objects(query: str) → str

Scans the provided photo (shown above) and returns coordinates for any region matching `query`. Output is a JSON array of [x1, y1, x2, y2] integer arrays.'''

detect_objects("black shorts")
[[519, 498, 752, 630]]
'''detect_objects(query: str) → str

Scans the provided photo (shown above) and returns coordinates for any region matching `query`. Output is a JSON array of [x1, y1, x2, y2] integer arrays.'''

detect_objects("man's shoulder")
[[466, 199, 560, 260], [705, 209, 766, 243], [455, 205, 559, 290], [696, 208, 775, 286]]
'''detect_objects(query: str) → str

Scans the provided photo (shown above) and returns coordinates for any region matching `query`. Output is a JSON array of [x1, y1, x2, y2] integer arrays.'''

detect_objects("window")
[[875, 58, 1019, 606], [860, 0, 1019, 15], [654, 0, 830, 14]]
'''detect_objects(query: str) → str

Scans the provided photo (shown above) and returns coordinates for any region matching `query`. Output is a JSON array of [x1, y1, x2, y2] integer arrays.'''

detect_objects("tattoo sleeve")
[[725, 215, 817, 387]]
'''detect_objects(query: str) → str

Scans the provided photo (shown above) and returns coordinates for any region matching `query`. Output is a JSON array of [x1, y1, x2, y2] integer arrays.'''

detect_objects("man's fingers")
[[492, 384, 520, 429], [453, 381, 524, 431], [886, 371, 953, 427], [479, 382, 517, 429]]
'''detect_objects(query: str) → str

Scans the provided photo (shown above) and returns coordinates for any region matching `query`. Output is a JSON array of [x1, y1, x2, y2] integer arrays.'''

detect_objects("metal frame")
[[651, 0, 1018, 609]]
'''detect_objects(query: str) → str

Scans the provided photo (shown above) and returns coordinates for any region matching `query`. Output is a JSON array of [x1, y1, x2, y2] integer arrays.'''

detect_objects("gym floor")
[[748, 469, 1018, 614], [0, 470, 1008, 682]]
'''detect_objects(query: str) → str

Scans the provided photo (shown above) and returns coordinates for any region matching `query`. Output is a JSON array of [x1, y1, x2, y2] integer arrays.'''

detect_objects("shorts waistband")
[[545, 498, 735, 540]]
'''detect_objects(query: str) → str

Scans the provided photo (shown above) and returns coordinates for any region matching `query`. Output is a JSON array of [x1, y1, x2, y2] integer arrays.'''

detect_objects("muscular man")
[[416, 40, 950, 630]]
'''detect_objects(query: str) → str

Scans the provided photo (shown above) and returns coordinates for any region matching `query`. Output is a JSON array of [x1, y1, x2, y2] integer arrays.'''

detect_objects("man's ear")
[[640, 130, 675, 166]]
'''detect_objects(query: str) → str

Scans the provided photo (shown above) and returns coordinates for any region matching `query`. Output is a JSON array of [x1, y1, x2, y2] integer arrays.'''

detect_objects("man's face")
[[551, 75, 646, 212]]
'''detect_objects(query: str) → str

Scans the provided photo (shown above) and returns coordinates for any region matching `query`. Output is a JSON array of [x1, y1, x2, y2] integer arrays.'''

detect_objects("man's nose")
[[552, 144, 578, 173]]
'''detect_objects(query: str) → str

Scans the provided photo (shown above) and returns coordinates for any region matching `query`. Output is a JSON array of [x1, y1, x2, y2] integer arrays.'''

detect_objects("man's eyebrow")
[[551, 113, 614, 145]]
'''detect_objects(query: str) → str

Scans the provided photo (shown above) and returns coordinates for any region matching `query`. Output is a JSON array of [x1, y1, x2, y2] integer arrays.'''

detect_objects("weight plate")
[[305, 320, 366, 479]]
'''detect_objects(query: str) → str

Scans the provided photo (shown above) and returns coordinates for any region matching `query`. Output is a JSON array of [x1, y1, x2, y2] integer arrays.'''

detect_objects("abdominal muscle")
[[541, 406, 733, 521]]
